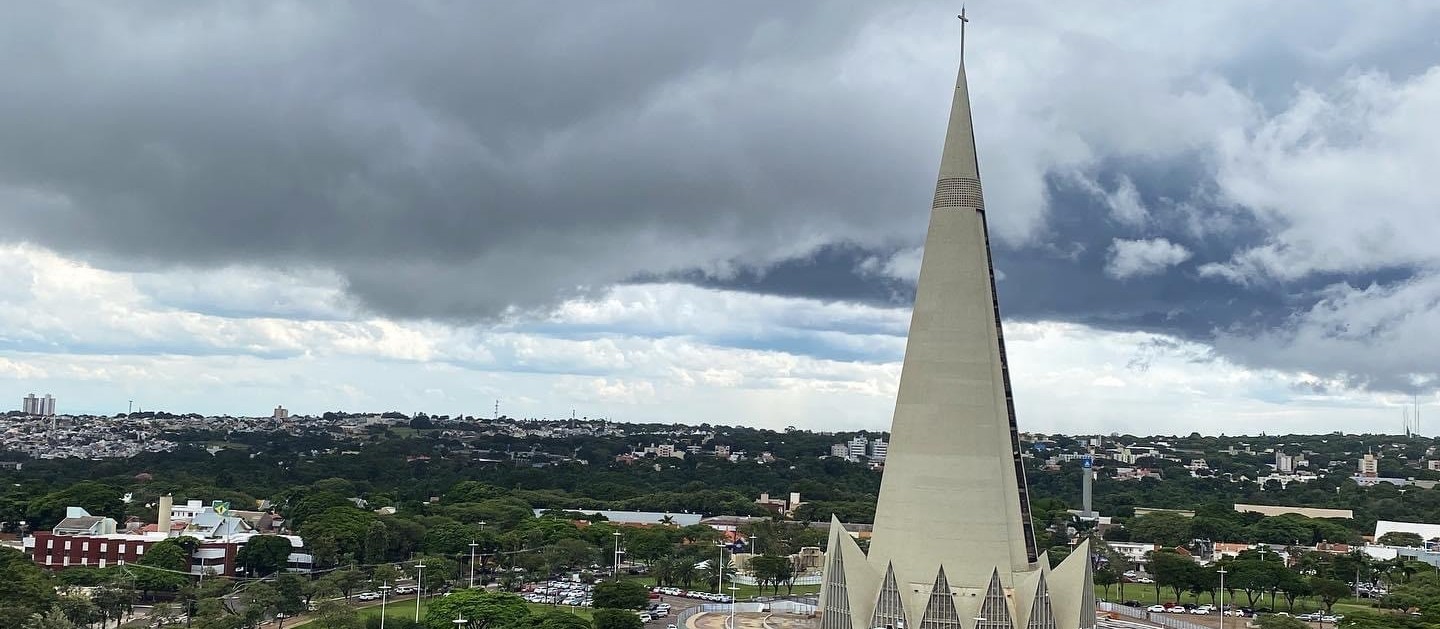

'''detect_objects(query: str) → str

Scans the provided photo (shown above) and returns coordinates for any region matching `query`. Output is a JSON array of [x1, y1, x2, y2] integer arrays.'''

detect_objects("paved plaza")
[[687, 612, 816, 629]]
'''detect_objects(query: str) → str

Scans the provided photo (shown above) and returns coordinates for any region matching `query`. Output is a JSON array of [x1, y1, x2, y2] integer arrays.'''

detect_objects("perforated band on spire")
[[932, 177, 984, 210]]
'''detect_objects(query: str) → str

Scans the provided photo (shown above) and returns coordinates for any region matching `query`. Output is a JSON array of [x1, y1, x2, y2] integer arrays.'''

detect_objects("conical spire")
[[865, 14, 1039, 591], [936, 51, 982, 185]]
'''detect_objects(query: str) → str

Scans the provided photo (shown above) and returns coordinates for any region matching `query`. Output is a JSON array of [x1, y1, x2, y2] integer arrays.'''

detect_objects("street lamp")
[[612, 531, 623, 580], [378, 583, 392, 629], [715, 541, 728, 595], [415, 562, 427, 623], [454, 613, 469, 629], [729, 583, 738, 627], [1216, 568, 1227, 629], [469, 541, 479, 589]]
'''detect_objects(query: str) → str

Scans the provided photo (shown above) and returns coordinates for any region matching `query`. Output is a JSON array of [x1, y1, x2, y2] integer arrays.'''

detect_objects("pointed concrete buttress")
[[864, 31, 1039, 595]]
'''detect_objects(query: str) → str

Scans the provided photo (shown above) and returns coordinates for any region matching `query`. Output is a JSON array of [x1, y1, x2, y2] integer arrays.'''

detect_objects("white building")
[[1359, 453, 1379, 477], [21, 394, 56, 416], [847, 435, 869, 459], [869, 438, 888, 461], [1274, 452, 1295, 473], [272, 406, 289, 420]]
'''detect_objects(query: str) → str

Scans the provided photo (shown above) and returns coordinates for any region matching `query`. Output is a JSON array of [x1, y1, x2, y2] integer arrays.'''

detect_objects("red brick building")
[[27, 531, 242, 576]]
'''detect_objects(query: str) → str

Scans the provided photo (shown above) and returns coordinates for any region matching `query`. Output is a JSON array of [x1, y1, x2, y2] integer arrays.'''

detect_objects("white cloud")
[[1105, 238, 1193, 279], [1208, 68, 1440, 283], [0, 243, 1427, 434]]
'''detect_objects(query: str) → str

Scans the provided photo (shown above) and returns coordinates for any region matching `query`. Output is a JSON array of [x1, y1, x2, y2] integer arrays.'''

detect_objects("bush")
[[592, 608, 643, 629]]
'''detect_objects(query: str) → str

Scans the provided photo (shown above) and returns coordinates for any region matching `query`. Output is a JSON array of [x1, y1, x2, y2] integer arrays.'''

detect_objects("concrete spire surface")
[[863, 25, 1038, 591], [818, 16, 1095, 629]]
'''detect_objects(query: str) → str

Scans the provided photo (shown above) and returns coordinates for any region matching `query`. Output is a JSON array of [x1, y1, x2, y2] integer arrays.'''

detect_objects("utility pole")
[[1217, 567, 1226, 629], [415, 562, 427, 622], [469, 541, 479, 589], [612, 532, 623, 580]]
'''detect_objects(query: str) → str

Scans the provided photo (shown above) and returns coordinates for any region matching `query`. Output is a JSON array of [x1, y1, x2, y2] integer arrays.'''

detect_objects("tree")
[[24, 606, 78, 629], [532, 609, 590, 629], [424, 590, 529, 629], [593, 580, 648, 610], [318, 566, 367, 599], [1378, 532, 1426, 548], [1094, 566, 1119, 600], [54, 596, 102, 627], [591, 608, 643, 629], [1128, 512, 1193, 547], [749, 555, 791, 595], [309, 535, 341, 569], [0, 546, 58, 627], [309, 600, 365, 629], [274, 573, 310, 620], [373, 563, 404, 587], [136, 539, 191, 594], [1306, 577, 1349, 614], [364, 521, 391, 564], [91, 587, 133, 629], [242, 582, 282, 628], [1149, 551, 1193, 602], [239, 534, 295, 577]]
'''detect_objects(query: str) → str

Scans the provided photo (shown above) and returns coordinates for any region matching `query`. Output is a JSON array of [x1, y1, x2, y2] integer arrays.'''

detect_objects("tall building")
[[1359, 453, 1379, 478], [869, 438, 888, 462], [21, 393, 55, 416], [1275, 451, 1295, 473], [819, 23, 1095, 629], [272, 405, 289, 420], [847, 435, 869, 459]]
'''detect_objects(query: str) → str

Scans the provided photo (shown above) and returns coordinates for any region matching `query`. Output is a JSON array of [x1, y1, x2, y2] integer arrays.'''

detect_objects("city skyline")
[[1, 2, 1439, 434]]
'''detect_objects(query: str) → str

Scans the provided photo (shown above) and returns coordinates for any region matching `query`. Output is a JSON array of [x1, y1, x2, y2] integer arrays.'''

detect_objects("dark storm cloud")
[[4, 1, 1440, 396], [0, 1, 939, 318]]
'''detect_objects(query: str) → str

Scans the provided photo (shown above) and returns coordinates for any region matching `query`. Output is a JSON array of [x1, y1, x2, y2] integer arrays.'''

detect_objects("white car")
[[356, 592, 379, 601], [1146, 605, 1167, 613]]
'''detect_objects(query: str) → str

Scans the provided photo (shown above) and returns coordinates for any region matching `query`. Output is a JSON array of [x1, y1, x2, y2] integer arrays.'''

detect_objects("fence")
[[670, 600, 816, 627], [1098, 602, 1211, 629], [672, 603, 728, 628], [727, 573, 824, 586]]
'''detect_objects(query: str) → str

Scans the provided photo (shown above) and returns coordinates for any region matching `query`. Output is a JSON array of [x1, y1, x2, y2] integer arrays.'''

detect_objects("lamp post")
[[715, 541, 727, 595], [414, 562, 427, 623], [469, 541, 479, 589], [378, 583, 392, 629], [729, 583, 738, 628], [454, 613, 469, 629], [1216, 568, 1226, 629], [612, 531, 623, 580]]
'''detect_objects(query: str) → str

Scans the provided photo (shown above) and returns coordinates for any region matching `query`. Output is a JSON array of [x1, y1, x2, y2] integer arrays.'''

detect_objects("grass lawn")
[[1099, 583, 1382, 615], [357, 599, 592, 622], [622, 575, 820, 601]]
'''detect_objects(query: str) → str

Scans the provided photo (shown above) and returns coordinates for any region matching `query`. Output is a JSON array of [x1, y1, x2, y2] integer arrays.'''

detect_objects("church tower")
[[819, 15, 1096, 629]]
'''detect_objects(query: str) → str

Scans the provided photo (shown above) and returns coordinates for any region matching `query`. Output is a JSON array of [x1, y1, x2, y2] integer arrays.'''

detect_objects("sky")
[[2, 1, 1439, 435]]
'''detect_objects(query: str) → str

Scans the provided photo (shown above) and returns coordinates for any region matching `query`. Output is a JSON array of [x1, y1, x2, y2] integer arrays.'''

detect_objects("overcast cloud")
[[1, 1, 1438, 432]]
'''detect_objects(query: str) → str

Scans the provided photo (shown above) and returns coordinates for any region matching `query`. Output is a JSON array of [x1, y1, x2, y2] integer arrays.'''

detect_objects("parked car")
[[356, 592, 379, 601], [1146, 605, 1167, 613]]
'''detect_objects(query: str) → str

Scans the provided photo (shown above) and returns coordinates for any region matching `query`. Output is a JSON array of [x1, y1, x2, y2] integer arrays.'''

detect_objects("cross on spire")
[[958, 6, 969, 63]]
